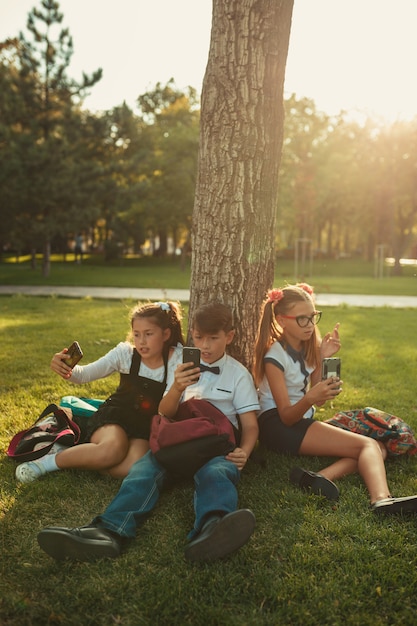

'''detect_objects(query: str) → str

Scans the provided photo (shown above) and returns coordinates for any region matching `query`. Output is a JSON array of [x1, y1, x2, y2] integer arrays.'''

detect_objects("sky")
[[1, 0, 417, 122]]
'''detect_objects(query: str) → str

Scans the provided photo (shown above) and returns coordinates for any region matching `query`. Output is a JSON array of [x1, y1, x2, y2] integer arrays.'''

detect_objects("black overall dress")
[[84, 349, 168, 442]]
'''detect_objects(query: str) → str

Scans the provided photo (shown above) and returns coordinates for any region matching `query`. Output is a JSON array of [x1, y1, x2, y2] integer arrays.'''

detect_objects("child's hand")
[[309, 376, 342, 406], [173, 362, 200, 392], [50, 349, 73, 379], [321, 322, 341, 358], [226, 447, 248, 470]]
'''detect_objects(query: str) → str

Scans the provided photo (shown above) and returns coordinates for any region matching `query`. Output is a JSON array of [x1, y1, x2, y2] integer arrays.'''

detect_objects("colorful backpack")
[[325, 407, 417, 457]]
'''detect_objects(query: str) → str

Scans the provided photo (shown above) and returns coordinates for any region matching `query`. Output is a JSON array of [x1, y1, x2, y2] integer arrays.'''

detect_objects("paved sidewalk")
[[0, 285, 189, 302], [1, 285, 417, 307]]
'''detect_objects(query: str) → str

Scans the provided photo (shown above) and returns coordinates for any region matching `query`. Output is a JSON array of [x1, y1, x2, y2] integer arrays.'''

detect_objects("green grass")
[[1, 255, 417, 295], [0, 255, 192, 289], [1, 295, 417, 625]]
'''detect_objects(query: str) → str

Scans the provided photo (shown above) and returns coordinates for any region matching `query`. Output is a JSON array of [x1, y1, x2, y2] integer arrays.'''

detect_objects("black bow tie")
[[199, 364, 220, 374]]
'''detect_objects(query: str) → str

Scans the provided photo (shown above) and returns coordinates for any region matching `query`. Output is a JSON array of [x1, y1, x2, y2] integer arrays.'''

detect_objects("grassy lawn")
[[1, 295, 417, 625], [1, 255, 417, 295]]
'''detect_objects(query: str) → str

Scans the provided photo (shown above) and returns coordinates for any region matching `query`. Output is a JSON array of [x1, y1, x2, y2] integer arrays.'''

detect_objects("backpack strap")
[[7, 404, 81, 461]]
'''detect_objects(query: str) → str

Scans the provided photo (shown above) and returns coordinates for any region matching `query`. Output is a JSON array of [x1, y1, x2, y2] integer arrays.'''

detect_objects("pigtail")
[[253, 297, 283, 386], [165, 301, 185, 348]]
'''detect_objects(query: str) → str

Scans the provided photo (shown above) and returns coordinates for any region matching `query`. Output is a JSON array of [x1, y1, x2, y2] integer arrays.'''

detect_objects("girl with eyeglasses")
[[253, 283, 417, 514]]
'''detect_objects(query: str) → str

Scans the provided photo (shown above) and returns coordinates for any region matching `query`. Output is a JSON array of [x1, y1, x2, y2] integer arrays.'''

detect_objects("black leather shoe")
[[372, 495, 417, 515], [37, 525, 122, 561], [184, 509, 256, 562], [290, 467, 340, 501]]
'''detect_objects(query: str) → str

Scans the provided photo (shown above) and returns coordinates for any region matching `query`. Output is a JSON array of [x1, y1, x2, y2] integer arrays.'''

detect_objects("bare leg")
[[319, 441, 388, 482], [299, 421, 391, 503], [56, 424, 129, 471], [104, 438, 150, 478]]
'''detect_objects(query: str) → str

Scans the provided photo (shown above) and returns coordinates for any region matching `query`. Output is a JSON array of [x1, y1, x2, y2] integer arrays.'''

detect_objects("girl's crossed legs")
[[299, 421, 390, 504]]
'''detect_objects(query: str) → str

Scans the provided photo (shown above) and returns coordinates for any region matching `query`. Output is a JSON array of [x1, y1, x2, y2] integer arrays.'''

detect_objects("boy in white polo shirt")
[[37, 303, 260, 562]]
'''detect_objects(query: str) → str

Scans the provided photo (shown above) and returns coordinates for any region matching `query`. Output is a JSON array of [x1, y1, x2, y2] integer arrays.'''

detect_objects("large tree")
[[189, 0, 294, 367]]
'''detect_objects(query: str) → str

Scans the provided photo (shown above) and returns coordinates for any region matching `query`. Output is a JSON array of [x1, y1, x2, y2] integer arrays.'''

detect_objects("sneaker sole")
[[37, 528, 120, 561], [15, 464, 46, 483], [185, 509, 256, 562]]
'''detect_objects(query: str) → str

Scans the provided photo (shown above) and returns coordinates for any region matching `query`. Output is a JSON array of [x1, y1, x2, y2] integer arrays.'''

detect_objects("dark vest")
[[91, 349, 168, 439]]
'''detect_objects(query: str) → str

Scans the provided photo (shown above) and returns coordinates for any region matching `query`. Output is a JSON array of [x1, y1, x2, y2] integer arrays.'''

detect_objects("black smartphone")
[[64, 341, 83, 368], [322, 357, 341, 380], [182, 347, 201, 370]]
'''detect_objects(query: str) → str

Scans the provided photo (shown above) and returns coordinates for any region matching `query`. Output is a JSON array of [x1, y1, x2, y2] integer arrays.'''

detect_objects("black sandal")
[[290, 467, 340, 501]]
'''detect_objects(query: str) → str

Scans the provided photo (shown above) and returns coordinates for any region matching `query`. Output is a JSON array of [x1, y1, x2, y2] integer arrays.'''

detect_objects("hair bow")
[[267, 289, 284, 304], [297, 283, 314, 296]]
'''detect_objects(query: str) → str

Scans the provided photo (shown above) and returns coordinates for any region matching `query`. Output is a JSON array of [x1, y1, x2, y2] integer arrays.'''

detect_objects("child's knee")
[[196, 456, 239, 483], [96, 440, 129, 466], [362, 437, 384, 456]]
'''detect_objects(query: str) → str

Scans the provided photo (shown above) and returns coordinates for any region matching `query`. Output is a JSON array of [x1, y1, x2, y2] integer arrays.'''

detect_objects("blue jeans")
[[93, 451, 241, 539]]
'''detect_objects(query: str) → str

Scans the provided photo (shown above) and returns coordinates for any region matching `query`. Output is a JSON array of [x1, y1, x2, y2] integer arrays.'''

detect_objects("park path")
[[1, 285, 417, 307]]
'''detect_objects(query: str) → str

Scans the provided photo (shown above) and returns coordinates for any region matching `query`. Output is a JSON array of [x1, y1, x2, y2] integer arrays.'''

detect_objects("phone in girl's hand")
[[322, 357, 341, 380], [64, 341, 83, 368]]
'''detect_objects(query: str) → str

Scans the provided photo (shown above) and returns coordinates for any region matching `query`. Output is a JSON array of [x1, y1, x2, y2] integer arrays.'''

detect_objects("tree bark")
[[42, 239, 51, 278], [189, 0, 294, 368]]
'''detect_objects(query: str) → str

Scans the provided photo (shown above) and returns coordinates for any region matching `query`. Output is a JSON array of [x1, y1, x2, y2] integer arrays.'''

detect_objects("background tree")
[[369, 121, 417, 274], [276, 103, 417, 269], [136, 81, 199, 256], [277, 95, 330, 254], [189, 0, 294, 367], [6, 0, 101, 275], [312, 115, 366, 259], [86, 102, 152, 259], [0, 39, 28, 258]]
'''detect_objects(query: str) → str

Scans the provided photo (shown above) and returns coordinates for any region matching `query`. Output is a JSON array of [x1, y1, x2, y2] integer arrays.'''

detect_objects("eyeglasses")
[[279, 311, 322, 327]]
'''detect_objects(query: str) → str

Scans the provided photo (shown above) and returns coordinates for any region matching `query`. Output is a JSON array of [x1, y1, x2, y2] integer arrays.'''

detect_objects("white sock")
[[48, 442, 69, 455], [38, 453, 60, 473]]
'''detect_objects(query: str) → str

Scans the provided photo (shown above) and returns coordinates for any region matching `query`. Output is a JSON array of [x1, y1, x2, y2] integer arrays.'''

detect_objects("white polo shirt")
[[165, 352, 260, 429], [258, 341, 315, 419]]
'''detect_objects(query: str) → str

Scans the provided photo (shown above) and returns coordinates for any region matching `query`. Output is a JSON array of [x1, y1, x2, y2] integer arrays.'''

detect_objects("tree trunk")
[[42, 239, 51, 277], [189, 0, 294, 368], [30, 247, 37, 270], [156, 228, 168, 256]]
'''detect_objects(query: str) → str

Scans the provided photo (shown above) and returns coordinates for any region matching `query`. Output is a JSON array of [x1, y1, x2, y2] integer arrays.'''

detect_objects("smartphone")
[[183, 347, 201, 370], [63, 341, 83, 368], [322, 357, 341, 380]]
